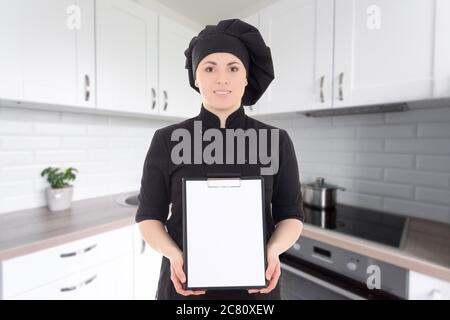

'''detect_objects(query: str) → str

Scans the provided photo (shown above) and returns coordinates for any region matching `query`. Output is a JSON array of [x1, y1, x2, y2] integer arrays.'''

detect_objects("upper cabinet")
[[433, 0, 450, 99], [158, 16, 201, 119], [260, 0, 334, 113], [96, 0, 158, 114], [333, 0, 439, 107], [0, 0, 95, 108], [258, 0, 450, 115]]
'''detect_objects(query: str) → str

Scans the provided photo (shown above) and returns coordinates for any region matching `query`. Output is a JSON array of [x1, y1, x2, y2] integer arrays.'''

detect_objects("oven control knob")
[[293, 243, 301, 251], [347, 262, 357, 271]]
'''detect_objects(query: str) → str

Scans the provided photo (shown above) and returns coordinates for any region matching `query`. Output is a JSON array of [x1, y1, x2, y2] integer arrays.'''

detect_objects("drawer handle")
[[60, 274, 98, 292], [60, 243, 97, 258]]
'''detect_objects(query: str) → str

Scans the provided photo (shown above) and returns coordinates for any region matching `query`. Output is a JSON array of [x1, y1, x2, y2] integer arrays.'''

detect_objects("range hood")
[[302, 102, 409, 117]]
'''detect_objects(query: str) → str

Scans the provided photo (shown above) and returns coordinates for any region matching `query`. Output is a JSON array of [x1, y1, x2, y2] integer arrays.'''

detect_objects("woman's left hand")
[[248, 247, 281, 294]]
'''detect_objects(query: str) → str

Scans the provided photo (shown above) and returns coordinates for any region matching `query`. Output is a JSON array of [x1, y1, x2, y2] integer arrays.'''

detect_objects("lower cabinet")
[[133, 223, 162, 300], [408, 270, 450, 300], [9, 254, 133, 300]]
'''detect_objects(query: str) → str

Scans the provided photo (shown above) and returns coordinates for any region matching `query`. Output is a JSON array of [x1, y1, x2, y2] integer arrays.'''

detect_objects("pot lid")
[[303, 177, 345, 191]]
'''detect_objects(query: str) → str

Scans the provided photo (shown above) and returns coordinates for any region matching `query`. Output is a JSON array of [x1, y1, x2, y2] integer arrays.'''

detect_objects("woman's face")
[[195, 52, 247, 112]]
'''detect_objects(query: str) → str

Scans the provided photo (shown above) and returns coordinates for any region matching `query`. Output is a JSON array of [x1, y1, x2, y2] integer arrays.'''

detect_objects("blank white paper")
[[185, 179, 266, 289]]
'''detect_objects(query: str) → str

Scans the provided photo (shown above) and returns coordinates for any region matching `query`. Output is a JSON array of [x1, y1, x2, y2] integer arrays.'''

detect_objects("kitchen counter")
[[0, 193, 136, 261], [0, 194, 449, 282]]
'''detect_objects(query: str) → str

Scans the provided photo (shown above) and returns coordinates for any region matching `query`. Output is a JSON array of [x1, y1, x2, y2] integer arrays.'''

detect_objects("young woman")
[[135, 18, 304, 300]]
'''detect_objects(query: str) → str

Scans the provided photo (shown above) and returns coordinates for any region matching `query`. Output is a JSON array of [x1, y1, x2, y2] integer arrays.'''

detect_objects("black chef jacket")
[[135, 103, 305, 300]]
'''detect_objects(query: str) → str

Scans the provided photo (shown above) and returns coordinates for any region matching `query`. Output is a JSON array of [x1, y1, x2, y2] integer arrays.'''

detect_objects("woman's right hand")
[[168, 248, 206, 296]]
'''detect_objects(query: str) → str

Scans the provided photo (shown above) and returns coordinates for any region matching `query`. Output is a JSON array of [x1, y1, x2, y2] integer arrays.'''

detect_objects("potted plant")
[[41, 167, 78, 211]]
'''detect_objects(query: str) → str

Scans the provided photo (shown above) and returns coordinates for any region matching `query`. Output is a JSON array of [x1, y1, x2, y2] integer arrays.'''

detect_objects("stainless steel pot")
[[301, 177, 346, 209]]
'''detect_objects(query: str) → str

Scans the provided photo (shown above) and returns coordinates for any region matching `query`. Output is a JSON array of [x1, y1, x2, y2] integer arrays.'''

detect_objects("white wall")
[[1, 101, 450, 225], [0, 106, 174, 214], [262, 101, 450, 224]]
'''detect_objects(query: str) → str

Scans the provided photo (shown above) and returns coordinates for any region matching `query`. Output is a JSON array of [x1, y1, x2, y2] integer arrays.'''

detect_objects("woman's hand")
[[168, 248, 206, 296], [248, 247, 281, 294]]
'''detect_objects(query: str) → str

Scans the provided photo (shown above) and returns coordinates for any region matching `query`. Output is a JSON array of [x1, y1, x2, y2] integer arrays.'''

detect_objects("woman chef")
[[135, 18, 304, 300]]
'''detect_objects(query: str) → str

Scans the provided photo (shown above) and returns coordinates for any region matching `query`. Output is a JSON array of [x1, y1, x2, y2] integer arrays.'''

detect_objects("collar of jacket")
[[197, 102, 247, 129]]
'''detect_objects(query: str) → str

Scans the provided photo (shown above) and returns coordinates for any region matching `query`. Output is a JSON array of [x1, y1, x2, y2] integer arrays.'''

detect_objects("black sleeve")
[[271, 129, 305, 225], [135, 129, 171, 224]]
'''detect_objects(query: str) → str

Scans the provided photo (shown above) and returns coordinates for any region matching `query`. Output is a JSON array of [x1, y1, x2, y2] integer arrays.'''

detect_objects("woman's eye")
[[230, 67, 239, 72], [205, 67, 213, 72]]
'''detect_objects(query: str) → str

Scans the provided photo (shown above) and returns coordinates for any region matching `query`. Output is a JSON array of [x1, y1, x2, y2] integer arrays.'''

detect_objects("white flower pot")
[[45, 186, 74, 211]]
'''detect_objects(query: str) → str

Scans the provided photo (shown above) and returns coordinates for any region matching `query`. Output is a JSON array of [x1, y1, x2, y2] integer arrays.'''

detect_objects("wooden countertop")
[[0, 194, 449, 282]]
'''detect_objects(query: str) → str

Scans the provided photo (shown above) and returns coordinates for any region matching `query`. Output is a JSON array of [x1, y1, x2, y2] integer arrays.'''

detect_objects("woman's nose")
[[215, 72, 228, 84]]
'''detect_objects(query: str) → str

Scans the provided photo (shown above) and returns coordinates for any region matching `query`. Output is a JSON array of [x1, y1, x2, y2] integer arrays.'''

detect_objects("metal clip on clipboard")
[[206, 172, 242, 188]]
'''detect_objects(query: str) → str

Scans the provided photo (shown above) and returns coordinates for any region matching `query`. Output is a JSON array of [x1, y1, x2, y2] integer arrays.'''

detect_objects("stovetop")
[[302, 203, 408, 248]]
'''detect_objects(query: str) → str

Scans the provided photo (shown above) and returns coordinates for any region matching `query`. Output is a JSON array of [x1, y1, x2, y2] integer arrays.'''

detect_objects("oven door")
[[279, 256, 365, 300]]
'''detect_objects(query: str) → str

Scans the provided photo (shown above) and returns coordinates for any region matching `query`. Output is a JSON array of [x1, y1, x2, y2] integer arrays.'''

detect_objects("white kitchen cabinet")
[[433, 0, 450, 99], [158, 15, 201, 119], [240, 13, 264, 117], [10, 254, 133, 300], [259, 0, 334, 114], [0, 0, 23, 101], [1, 225, 133, 299], [408, 270, 450, 300], [22, 0, 95, 108], [0, 0, 95, 108], [333, 0, 438, 108], [133, 223, 162, 300], [96, 0, 158, 114]]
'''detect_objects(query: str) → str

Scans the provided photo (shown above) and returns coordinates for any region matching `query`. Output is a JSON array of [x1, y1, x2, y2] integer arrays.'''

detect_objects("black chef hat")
[[184, 18, 275, 106]]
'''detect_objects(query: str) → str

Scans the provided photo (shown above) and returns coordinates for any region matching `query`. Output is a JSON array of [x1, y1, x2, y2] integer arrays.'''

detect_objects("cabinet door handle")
[[141, 239, 146, 254], [60, 243, 97, 258], [163, 90, 168, 111], [320, 75, 325, 103], [338, 72, 344, 101], [84, 74, 90, 102], [151, 88, 156, 109], [60, 274, 97, 293]]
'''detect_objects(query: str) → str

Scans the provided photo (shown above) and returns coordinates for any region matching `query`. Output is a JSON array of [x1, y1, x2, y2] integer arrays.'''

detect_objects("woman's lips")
[[214, 90, 232, 95]]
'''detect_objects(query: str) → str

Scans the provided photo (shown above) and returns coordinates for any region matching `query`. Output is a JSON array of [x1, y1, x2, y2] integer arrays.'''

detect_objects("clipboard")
[[182, 174, 269, 291]]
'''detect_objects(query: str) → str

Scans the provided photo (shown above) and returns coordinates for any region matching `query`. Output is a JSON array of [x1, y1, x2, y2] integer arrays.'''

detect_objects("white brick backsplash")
[[0, 120, 33, 134], [338, 191, 383, 211], [357, 125, 415, 138], [61, 136, 109, 149], [383, 198, 449, 223], [385, 169, 449, 188], [0, 181, 34, 198], [356, 153, 415, 168], [34, 150, 86, 164], [385, 139, 450, 155], [0, 151, 34, 166], [418, 123, 450, 138], [355, 180, 413, 199], [332, 139, 384, 152], [386, 106, 450, 123], [415, 187, 450, 206], [306, 151, 355, 165], [1, 136, 60, 149], [295, 139, 333, 151], [2, 103, 450, 225], [416, 155, 450, 172], [309, 127, 356, 139], [34, 122, 86, 135], [332, 113, 384, 126], [331, 165, 383, 180]]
